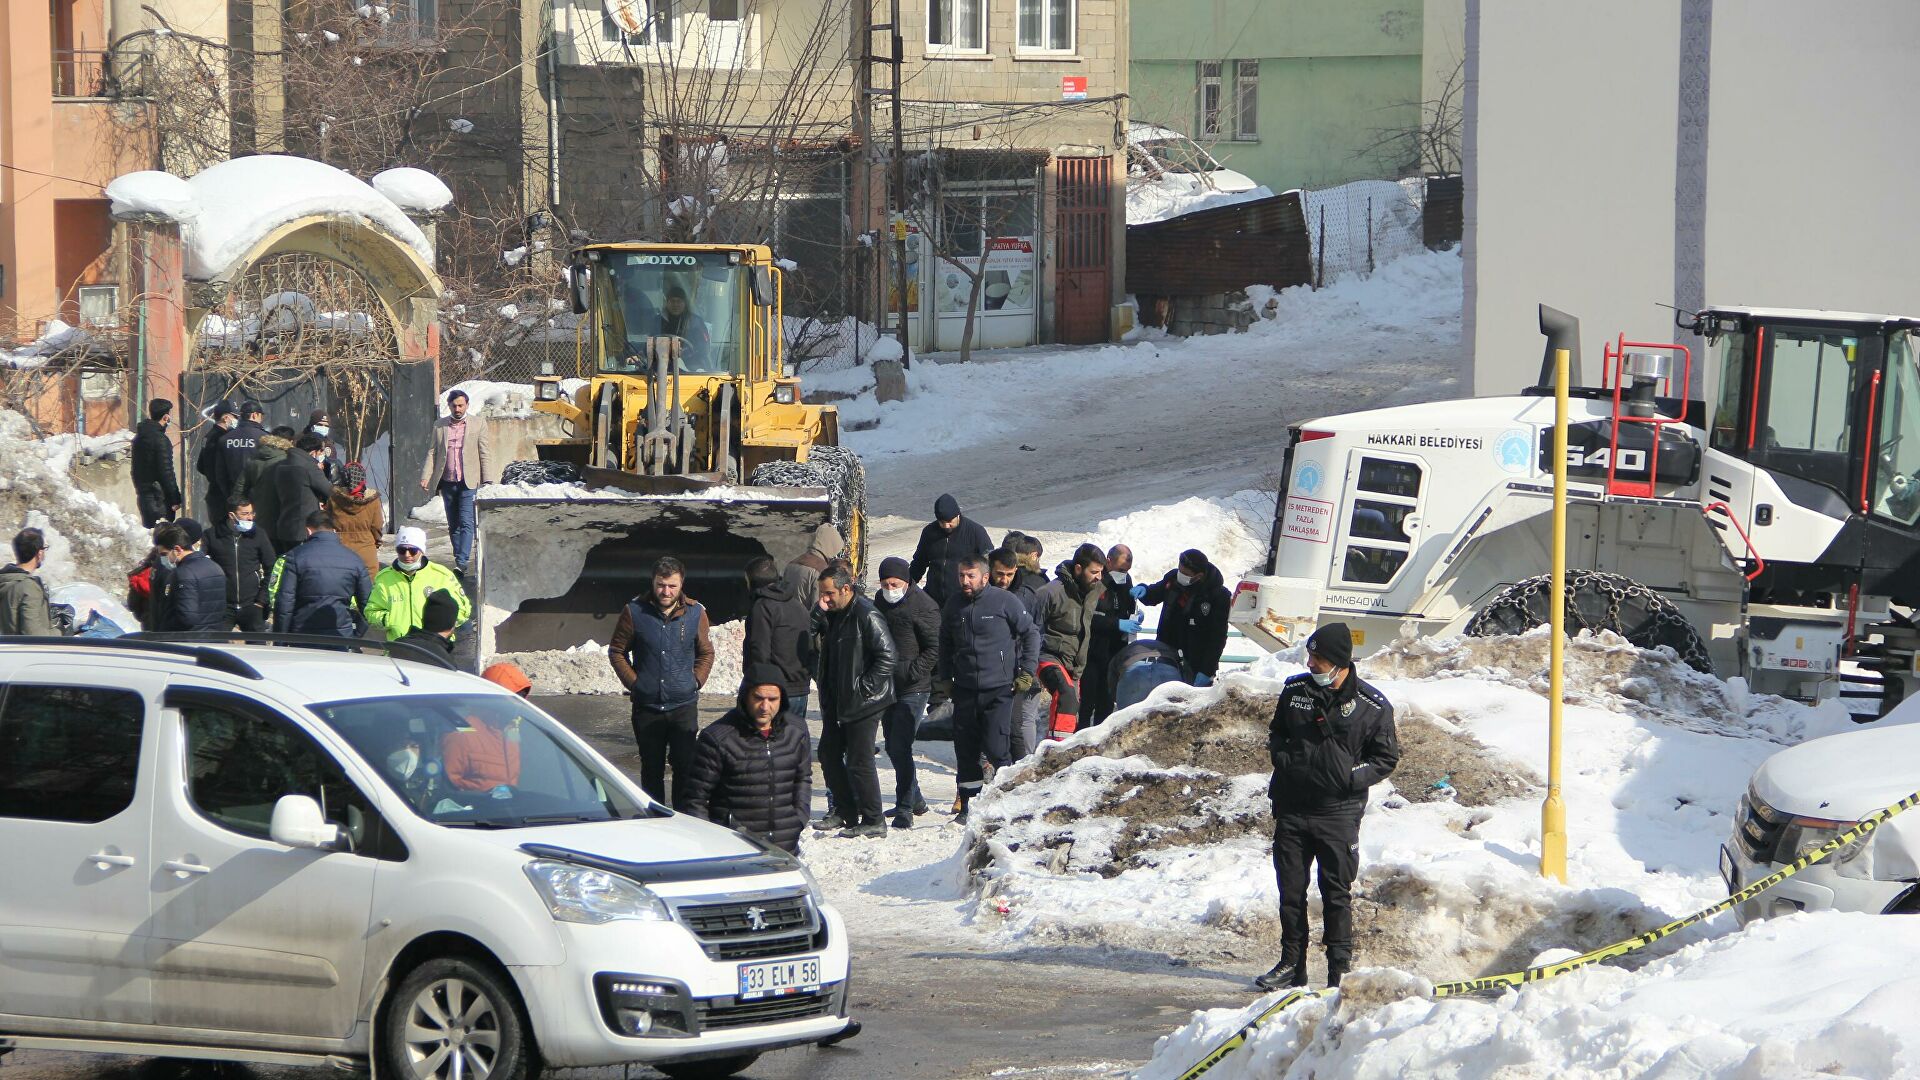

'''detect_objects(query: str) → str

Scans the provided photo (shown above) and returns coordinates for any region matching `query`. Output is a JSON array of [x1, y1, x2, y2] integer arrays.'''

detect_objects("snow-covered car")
[[0, 637, 849, 1079], [1127, 121, 1259, 193], [1723, 721, 1920, 923]]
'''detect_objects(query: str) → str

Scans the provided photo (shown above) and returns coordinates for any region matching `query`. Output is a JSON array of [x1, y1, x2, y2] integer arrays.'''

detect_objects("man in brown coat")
[[419, 388, 493, 577]]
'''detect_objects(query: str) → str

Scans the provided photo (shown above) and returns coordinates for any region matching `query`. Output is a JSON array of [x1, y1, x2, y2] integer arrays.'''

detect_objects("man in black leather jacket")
[[1258, 622, 1399, 992], [813, 562, 897, 838]]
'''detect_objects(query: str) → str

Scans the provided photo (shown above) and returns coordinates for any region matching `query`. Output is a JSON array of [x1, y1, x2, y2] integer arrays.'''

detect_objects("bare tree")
[[900, 148, 1041, 363], [1356, 57, 1463, 177]]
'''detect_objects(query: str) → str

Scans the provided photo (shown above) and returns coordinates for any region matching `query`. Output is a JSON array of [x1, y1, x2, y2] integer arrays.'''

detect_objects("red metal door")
[[1054, 156, 1111, 344]]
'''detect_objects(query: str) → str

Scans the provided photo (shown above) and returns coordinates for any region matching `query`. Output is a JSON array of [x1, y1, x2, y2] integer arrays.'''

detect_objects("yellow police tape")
[[1172, 787, 1920, 1080]]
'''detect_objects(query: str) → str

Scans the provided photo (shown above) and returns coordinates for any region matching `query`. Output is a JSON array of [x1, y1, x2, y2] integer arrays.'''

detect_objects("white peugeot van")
[[0, 637, 850, 1078], [1722, 721, 1920, 923]]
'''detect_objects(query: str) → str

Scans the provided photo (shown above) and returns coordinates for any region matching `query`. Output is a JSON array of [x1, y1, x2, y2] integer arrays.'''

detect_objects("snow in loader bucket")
[[475, 482, 834, 655]]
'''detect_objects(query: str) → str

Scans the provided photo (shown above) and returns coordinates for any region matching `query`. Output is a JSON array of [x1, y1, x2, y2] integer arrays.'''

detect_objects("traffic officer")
[[1258, 622, 1399, 991]]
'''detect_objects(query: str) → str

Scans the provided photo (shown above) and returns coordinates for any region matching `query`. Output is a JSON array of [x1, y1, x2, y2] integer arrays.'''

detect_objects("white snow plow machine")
[[1233, 304, 1920, 716]]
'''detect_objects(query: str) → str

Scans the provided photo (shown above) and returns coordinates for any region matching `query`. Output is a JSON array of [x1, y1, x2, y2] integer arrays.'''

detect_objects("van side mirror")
[[270, 794, 343, 850], [568, 261, 591, 315], [751, 266, 775, 307]]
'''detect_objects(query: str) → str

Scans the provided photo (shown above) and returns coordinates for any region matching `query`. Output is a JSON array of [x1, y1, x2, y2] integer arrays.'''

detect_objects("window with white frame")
[[1198, 61, 1222, 137], [602, 0, 673, 45], [928, 0, 986, 52], [1234, 59, 1259, 140], [1016, 0, 1073, 52]]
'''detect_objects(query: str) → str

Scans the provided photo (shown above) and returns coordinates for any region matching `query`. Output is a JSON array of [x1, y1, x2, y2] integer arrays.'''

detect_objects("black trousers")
[[1082, 648, 1116, 727], [631, 702, 700, 808], [1272, 806, 1363, 965], [819, 711, 882, 824], [951, 684, 1014, 799]]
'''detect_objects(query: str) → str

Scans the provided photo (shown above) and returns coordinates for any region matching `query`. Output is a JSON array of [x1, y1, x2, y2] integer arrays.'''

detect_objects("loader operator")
[[1258, 622, 1399, 993]]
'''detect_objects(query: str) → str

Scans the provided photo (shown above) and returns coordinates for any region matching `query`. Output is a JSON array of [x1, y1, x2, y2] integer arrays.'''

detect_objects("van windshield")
[[309, 693, 650, 828]]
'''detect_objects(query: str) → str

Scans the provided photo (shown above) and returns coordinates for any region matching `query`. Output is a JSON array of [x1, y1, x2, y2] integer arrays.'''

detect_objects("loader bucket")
[[476, 486, 833, 656]]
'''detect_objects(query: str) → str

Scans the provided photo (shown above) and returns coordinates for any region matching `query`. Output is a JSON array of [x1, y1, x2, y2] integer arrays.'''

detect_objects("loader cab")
[[1699, 307, 1920, 602], [590, 247, 773, 377], [1704, 309, 1920, 514]]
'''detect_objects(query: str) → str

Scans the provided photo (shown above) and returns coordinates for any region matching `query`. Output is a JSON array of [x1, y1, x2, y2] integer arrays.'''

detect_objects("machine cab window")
[[1872, 330, 1920, 524], [599, 251, 745, 376], [1716, 320, 1870, 498]]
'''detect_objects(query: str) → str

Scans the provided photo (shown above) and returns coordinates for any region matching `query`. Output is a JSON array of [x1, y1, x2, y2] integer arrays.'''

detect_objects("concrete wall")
[[1467, 0, 1920, 399], [1128, 0, 1423, 192], [1465, 0, 1679, 395]]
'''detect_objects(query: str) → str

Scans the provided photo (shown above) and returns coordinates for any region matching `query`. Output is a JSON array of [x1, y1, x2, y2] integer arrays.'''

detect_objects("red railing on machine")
[[1700, 501, 1765, 582], [1599, 333, 1693, 499]]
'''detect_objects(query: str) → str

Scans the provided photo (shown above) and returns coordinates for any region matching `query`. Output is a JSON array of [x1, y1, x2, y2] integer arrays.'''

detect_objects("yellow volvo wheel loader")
[[476, 242, 864, 655]]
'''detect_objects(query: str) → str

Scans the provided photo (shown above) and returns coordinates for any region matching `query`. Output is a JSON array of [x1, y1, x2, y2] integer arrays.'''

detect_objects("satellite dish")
[[604, 0, 648, 34]]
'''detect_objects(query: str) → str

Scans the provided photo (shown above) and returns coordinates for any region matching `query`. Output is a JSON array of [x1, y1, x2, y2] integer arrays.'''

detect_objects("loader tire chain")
[[499, 460, 582, 486], [1464, 569, 1714, 673], [750, 445, 867, 562]]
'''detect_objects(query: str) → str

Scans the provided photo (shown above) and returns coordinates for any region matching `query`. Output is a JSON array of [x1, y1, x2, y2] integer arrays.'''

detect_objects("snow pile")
[[829, 249, 1461, 457], [443, 379, 533, 418], [106, 156, 437, 280], [2, 319, 89, 370], [370, 167, 453, 214], [1089, 488, 1270, 587], [955, 629, 1864, 976], [496, 639, 625, 696], [1127, 178, 1276, 226], [1136, 914, 1920, 1079], [784, 315, 897, 372], [0, 411, 152, 590], [494, 620, 746, 698]]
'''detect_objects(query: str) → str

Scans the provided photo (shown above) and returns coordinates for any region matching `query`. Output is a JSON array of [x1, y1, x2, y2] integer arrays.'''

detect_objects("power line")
[[0, 160, 107, 190]]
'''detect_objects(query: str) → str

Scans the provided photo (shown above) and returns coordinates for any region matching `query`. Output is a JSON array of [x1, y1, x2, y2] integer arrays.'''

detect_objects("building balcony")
[[52, 49, 147, 100]]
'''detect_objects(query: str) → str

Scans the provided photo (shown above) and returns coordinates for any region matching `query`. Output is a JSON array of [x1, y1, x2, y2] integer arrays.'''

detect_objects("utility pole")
[[858, 0, 911, 366]]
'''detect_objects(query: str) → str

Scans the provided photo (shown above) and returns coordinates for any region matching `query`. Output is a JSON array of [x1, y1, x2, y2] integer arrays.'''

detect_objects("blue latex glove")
[[1130, 584, 1148, 600], [1193, 672, 1213, 687], [1116, 618, 1143, 633], [490, 784, 513, 800]]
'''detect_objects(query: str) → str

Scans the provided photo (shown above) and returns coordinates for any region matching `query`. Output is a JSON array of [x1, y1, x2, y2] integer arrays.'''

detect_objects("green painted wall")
[[1129, 0, 1424, 192]]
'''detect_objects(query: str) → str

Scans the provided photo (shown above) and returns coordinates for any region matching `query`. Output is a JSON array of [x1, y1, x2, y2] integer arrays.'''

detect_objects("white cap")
[[396, 526, 429, 552]]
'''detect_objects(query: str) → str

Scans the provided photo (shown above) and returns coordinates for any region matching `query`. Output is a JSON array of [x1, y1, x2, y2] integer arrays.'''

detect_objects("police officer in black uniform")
[[1258, 622, 1399, 991]]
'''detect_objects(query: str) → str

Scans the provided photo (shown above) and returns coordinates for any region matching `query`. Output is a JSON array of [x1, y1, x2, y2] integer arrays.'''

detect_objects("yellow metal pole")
[[1542, 347, 1570, 883]]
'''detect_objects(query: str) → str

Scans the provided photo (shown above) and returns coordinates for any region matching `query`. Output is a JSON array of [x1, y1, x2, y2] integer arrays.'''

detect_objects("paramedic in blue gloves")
[[1132, 547, 1231, 685]]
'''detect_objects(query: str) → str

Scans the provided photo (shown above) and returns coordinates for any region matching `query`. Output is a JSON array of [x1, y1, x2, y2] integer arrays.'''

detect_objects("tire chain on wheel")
[[499, 459, 582, 486], [1465, 569, 1714, 673], [750, 444, 867, 571]]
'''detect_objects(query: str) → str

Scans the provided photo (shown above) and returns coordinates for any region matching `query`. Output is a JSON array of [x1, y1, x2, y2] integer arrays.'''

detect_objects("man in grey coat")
[[1025, 543, 1106, 744], [0, 528, 54, 637]]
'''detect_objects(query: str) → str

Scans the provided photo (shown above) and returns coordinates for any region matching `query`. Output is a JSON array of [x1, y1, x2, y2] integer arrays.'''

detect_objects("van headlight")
[[1777, 818, 1873, 878], [524, 860, 673, 924]]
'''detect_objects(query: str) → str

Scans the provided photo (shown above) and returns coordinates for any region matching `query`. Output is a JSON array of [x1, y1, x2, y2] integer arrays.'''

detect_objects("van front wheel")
[[382, 957, 535, 1080]]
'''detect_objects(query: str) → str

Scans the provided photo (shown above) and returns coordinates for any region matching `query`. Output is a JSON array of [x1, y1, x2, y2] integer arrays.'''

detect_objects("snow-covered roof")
[[1127, 121, 1188, 144], [372, 167, 454, 214], [105, 170, 198, 221], [107, 156, 441, 281]]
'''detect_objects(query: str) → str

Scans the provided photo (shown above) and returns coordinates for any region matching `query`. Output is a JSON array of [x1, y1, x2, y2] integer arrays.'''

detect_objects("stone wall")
[[1165, 289, 1256, 336]]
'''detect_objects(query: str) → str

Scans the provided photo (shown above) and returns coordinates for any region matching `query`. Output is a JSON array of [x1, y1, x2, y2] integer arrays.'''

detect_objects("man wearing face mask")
[[1260, 622, 1399, 992], [1083, 544, 1138, 727], [367, 526, 471, 643], [1134, 548, 1232, 686], [874, 556, 939, 827], [158, 518, 229, 632], [194, 401, 240, 522], [381, 733, 445, 811], [204, 498, 276, 631]]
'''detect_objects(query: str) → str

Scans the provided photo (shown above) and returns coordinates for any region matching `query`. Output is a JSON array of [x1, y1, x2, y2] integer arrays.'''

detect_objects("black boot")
[[1253, 944, 1307, 991], [841, 817, 889, 839], [1325, 954, 1351, 989], [812, 812, 849, 832]]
